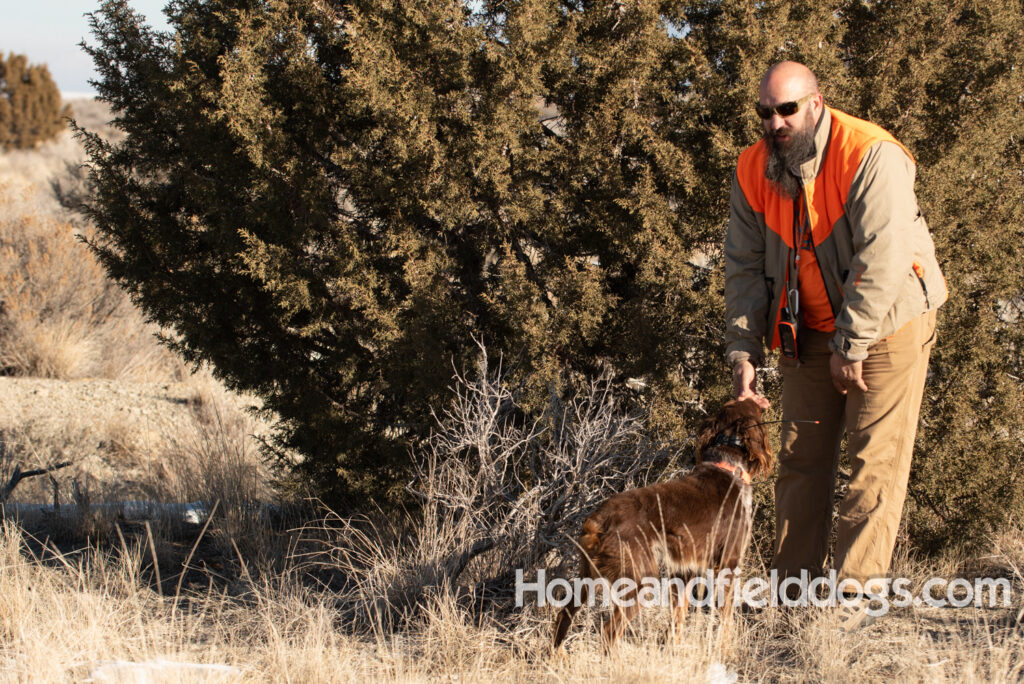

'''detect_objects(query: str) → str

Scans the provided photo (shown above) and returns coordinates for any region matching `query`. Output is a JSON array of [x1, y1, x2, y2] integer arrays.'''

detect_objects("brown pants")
[[772, 310, 937, 586]]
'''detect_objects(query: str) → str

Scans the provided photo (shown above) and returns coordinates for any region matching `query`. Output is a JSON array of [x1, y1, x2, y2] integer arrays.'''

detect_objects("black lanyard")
[[785, 196, 807, 316]]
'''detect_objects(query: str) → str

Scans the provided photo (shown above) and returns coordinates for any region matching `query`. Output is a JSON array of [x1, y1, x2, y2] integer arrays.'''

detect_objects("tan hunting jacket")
[[725, 107, 947, 365]]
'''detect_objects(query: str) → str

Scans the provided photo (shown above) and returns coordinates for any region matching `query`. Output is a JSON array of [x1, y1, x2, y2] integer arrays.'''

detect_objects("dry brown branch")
[[0, 460, 71, 503], [292, 342, 677, 634], [411, 341, 675, 592]]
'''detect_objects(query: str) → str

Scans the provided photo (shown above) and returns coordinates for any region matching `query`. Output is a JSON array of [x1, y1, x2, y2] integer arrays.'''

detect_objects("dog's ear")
[[694, 404, 729, 463], [737, 400, 773, 477]]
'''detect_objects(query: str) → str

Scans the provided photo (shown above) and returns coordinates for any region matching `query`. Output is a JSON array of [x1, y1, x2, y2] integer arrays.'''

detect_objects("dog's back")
[[551, 398, 770, 650]]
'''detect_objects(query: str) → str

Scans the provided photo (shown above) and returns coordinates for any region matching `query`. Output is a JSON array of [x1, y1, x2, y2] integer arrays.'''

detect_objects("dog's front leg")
[[715, 566, 740, 655], [668, 575, 689, 643]]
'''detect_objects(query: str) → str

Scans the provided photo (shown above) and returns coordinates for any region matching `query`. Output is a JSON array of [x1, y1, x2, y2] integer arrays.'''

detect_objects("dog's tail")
[[552, 517, 604, 650], [552, 551, 591, 650]]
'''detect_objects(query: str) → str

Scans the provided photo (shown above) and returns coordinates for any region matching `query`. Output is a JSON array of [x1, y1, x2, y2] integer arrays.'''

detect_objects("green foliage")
[[840, 1, 1024, 550], [0, 53, 71, 149], [80, 0, 1023, 547]]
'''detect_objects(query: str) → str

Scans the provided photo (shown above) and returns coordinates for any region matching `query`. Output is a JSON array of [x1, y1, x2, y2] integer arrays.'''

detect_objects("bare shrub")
[[0, 436, 70, 505], [0, 421, 93, 504], [300, 347, 678, 632], [416, 351, 676, 582]]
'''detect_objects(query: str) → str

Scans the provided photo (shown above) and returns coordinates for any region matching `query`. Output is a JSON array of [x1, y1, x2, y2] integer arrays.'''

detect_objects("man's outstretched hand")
[[732, 359, 771, 409]]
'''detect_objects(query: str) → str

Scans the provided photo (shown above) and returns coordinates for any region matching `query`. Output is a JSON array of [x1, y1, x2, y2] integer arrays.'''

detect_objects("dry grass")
[[0, 506, 1022, 683], [0, 96, 181, 384], [0, 98, 119, 206], [0, 354, 1020, 682], [0, 370, 269, 507], [0, 96, 273, 517], [0, 132, 85, 209]]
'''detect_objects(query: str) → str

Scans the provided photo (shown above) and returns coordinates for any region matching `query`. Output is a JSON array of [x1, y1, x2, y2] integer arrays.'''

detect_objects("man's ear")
[[811, 92, 824, 121]]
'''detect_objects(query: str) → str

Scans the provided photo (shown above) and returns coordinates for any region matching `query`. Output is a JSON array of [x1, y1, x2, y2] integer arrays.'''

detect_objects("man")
[[723, 61, 946, 623]]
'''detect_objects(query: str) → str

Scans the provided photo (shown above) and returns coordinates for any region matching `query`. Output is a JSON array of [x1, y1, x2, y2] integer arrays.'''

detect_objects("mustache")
[[765, 127, 795, 144]]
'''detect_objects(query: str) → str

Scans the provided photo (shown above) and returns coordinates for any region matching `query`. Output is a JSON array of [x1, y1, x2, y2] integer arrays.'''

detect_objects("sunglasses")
[[754, 93, 816, 120]]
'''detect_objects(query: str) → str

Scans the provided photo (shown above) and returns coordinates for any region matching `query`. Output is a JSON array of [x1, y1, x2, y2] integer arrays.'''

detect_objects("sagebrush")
[[0, 181, 180, 381]]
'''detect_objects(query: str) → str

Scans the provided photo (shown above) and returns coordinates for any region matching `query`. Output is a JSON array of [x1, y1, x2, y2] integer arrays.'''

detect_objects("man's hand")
[[830, 352, 868, 394], [732, 360, 771, 409]]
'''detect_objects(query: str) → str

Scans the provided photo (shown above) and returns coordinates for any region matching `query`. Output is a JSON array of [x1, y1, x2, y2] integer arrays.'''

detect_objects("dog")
[[551, 398, 772, 650]]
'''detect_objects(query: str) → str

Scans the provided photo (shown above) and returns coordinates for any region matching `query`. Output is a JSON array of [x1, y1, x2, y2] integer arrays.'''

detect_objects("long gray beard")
[[764, 126, 816, 199]]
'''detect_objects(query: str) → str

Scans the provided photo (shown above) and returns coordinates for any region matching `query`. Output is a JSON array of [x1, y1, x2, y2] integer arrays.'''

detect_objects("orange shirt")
[[795, 201, 836, 332]]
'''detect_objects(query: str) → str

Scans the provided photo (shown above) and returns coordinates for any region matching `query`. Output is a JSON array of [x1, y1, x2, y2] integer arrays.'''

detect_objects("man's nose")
[[766, 112, 786, 130]]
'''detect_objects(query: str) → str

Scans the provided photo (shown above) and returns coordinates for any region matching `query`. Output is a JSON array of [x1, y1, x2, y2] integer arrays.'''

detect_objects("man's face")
[[757, 70, 821, 149]]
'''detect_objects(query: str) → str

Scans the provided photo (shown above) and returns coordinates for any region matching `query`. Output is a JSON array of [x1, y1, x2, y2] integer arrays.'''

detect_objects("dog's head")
[[695, 398, 773, 479]]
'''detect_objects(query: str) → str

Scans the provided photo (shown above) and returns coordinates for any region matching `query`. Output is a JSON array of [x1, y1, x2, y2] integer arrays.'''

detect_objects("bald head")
[[756, 60, 824, 140], [759, 61, 819, 102]]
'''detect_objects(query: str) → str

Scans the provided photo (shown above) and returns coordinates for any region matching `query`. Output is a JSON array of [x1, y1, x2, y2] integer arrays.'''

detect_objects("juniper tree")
[[839, 0, 1024, 549], [0, 53, 71, 149]]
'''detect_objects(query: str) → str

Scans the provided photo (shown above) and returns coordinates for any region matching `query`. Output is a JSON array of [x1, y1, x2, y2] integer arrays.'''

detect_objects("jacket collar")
[[790, 106, 832, 184]]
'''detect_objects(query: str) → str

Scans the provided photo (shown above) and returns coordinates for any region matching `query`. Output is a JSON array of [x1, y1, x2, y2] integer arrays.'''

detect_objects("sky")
[[1, 2, 170, 97]]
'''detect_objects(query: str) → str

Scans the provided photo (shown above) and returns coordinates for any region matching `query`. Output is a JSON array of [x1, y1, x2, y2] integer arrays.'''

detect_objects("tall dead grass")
[[1, 507, 1023, 682]]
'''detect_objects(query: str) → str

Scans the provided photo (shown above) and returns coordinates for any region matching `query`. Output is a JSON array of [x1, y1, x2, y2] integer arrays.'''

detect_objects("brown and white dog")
[[551, 398, 772, 650]]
